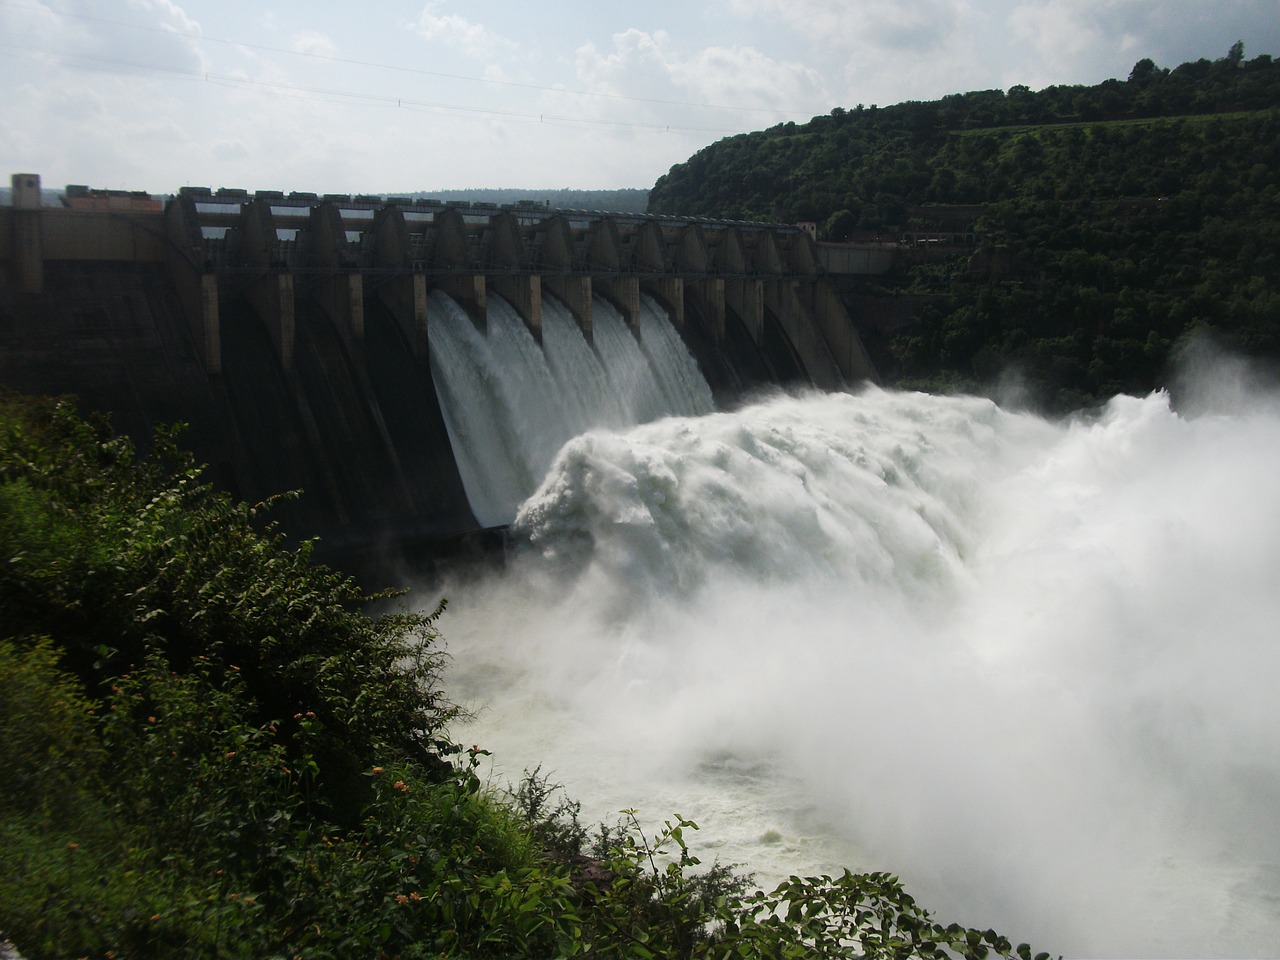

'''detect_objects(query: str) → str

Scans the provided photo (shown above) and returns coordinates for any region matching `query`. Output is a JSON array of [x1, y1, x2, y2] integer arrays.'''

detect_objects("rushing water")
[[428, 290, 713, 526], [424, 312, 1280, 957]]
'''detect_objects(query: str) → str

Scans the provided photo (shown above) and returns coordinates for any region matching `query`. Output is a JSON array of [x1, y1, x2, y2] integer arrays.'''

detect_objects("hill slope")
[[649, 48, 1280, 410]]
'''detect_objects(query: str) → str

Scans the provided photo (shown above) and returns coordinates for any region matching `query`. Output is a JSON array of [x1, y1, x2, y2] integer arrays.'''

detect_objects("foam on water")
[[433, 380, 1280, 958]]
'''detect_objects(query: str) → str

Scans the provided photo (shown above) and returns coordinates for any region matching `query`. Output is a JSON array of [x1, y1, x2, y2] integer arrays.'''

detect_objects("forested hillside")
[[649, 46, 1280, 411]]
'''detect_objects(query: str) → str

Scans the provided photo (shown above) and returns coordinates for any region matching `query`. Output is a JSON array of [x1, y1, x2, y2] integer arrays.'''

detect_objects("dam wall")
[[1, 177, 877, 561]]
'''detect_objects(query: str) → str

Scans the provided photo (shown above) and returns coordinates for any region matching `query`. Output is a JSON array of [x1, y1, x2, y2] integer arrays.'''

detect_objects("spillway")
[[427, 290, 713, 527]]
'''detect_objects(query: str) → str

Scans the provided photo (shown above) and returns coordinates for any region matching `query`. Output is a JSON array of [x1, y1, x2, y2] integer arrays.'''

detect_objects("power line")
[[0, 0, 816, 120], [0, 40, 750, 135]]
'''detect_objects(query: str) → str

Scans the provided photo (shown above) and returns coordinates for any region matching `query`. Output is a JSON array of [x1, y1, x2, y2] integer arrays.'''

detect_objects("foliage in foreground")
[[0, 392, 1051, 959]]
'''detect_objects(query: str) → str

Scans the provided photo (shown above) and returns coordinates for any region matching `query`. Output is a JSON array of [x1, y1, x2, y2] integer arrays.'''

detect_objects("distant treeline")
[[649, 44, 1280, 412], [1, 185, 651, 212], [0, 187, 65, 206], [403, 187, 649, 213]]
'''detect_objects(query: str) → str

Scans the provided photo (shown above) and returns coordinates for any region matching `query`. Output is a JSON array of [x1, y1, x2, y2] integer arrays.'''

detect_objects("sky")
[[1, 0, 1278, 196]]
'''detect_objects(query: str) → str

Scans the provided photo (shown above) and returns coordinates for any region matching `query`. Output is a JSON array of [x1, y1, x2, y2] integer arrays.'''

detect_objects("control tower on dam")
[[0, 173, 877, 564]]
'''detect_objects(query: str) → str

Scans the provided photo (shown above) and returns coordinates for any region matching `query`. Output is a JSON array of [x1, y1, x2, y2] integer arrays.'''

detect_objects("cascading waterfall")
[[427, 360, 1280, 959], [427, 289, 712, 527]]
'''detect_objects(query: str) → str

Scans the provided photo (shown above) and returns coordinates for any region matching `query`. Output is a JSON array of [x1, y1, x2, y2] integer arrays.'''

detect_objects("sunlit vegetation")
[[648, 46, 1280, 412], [0, 392, 1051, 958]]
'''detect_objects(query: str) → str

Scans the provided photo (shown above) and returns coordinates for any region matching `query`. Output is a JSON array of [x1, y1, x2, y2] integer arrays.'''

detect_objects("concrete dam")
[[0, 174, 877, 563]]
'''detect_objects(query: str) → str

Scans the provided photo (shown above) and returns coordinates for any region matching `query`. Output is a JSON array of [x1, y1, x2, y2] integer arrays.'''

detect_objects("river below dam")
[[419, 303, 1280, 957]]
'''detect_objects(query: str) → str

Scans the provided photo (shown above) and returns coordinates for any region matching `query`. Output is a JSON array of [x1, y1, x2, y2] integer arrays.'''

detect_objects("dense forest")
[[649, 45, 1280, 411]]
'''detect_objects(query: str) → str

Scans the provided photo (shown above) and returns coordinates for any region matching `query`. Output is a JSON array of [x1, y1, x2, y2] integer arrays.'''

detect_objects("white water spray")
[[432, 371, 1280, 958], [428, 290, 712, 526]]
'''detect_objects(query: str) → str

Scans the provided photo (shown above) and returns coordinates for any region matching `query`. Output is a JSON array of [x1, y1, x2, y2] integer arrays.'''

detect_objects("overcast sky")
[[2, 0, 1277, 196]]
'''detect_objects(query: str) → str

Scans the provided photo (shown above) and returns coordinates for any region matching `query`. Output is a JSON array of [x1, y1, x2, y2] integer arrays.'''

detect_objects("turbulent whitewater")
[[428, 349, 1280, 957], [427, 289, 713, 526]]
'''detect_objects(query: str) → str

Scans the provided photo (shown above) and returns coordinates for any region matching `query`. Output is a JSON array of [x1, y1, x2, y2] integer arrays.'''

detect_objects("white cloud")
[[289, 31, 338, 59], [3, 0, 1279, 192], [721, 0, 996, 107], [410, 1, 518, 60], [74, 0, 208, 74], [722, 0, 1280, 109], [1001, 0, 1269, 90], [1024, 1, 1262, 84], [728, 0, 966, 53], [677, 45, 826, 112], [857, 0, 963, 51], [1008, 0, 1134, 75], [210, 137, 250, 161], [572, 29, 826, 121], [4, 76, 199, 188], [130, 0, 202, 36]]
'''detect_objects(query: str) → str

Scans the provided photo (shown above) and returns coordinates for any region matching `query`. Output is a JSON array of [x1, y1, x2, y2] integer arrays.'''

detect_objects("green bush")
[[0, 637, 103, 817], [0, 394, 459, 822]]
